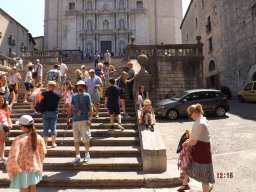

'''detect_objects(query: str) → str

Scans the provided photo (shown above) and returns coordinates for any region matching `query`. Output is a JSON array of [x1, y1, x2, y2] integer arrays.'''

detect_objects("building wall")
[[44, 0, 183, 55], [0, 9, 35, 58], [181, 0, 256, 96]]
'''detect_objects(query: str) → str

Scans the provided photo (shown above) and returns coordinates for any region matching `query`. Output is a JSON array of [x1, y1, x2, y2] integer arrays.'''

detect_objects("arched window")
[[87, 20, 93, 30], [209, 60, 216, 72], [119, 0, 125, 10], [103, 20, 109, 30], [87, 1, 92, 10], [119, 19, 125, 29]]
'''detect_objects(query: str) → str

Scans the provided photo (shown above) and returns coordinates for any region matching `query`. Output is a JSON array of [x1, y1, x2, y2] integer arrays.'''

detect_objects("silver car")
[[154, 89, 230, 120]]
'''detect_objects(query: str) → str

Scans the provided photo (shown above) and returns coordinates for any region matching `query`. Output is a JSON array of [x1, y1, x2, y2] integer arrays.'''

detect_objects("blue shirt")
[[86, 76, 102, 95], [71, 93, 92, 122]]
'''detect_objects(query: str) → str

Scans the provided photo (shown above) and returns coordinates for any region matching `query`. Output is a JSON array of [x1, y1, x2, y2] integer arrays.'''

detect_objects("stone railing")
[[21, 50, 83, 64], [127, 36, 203, 59], [0, 53, 16, 75]]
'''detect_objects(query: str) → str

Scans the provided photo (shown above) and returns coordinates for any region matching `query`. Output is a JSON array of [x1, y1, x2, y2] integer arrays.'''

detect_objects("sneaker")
[[24, 100, 28, 103], [95, 114, 99, 118], [145, 124, 149, 129], [123, 113, 130, 118], [0, 157, 7, 163], [109, 125, 114, 131], [150, 124, 154, 132], [71, 157, 81, 165], [83, 152, 90, 162], [118, 123, 124, 131]]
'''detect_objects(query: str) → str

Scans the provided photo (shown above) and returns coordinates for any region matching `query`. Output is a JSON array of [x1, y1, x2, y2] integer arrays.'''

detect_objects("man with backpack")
[[46, 64, 61, 88]]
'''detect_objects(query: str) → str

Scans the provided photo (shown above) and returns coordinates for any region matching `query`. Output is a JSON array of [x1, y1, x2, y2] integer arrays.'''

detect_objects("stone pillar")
[[133, 54, 152, 97]]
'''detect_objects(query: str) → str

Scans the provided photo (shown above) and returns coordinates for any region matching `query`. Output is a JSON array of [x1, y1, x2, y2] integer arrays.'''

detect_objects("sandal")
[[177, 184, 190, 192]]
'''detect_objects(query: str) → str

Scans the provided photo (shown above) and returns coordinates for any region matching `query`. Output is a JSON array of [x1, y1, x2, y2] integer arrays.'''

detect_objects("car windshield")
[[170, 91, 188, 101]]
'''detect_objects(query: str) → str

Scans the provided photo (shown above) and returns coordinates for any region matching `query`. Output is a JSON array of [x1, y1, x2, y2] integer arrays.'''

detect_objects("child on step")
[[141, 99, 156, 132], [62, 81, 74, 115]]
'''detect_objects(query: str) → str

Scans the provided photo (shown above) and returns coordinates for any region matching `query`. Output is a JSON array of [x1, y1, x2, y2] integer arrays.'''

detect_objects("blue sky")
[[0, 0, 190, 37]]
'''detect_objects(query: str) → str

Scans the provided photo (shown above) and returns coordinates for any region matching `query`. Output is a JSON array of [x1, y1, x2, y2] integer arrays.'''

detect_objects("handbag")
[[34, 94, 45, 112]]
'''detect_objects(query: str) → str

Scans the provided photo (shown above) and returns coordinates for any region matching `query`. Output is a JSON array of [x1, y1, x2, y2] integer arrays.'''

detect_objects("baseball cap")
[[18, 115, 34, 125], [81, 65, 86, 69]]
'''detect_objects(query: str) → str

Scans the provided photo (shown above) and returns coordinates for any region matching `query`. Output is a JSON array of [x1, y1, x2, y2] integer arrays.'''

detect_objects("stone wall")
[[180, 0, 256, 96]]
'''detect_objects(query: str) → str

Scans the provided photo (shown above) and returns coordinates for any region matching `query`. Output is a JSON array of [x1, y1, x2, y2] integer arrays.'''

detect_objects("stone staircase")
[[0, 58, 181, 190], [0, 59, 146, 188]]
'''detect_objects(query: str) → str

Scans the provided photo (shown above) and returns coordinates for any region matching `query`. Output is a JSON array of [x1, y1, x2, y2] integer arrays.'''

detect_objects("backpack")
[[176, 130, 190, 153], [48, 69, 59, 81]]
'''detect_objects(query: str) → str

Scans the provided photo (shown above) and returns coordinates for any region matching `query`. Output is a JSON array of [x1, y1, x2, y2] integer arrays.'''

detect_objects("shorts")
[[61, 76, 66, 87], [72, 120, 91, 143], [120, 89, 125, 100], [91, 89, 100, 104], [24, 82, 34, 91], [107, 103, 120, 115], [9, 83, 19, 93]]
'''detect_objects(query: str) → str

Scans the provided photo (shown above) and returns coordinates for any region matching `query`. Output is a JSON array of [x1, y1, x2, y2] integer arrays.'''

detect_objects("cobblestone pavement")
[[157, 99, 256, 192]]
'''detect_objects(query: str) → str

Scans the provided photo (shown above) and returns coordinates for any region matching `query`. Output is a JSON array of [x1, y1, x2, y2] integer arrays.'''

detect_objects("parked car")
[[154, 89, 230, 120], [217, 86, 232, 99], [237, 81, 256, 102]]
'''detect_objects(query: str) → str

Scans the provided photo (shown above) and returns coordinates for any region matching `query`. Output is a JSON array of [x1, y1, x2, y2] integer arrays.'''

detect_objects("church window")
[[87, 1, 92, 10], [209, 60, 216, 72], [103, 20, 109, 30], [206, 16, 212, 32], [119, 0, 125, 10], [208, 37, 213, 51], [196, 18, 198, 28], [69, 2, 75, 11], [136, 1, 143, 9]]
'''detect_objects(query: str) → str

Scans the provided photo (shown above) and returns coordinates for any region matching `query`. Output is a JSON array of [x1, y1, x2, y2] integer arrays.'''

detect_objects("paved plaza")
[[1, 99, 255, 192]]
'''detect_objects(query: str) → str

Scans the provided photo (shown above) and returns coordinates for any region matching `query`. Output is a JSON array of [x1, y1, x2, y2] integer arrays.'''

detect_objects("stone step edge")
[[0, 171, 182, 188]]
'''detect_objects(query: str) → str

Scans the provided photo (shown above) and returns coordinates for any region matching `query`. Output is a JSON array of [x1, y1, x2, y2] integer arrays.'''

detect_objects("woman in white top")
[[24, 64, 35, 103], [8, 67, 22, 107]]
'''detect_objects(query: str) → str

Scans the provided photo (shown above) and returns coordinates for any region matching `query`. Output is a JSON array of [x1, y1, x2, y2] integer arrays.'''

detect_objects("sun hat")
[[76, 80, 87, 88], [81, 65, 86, 69], [18, 115, 34, 125]]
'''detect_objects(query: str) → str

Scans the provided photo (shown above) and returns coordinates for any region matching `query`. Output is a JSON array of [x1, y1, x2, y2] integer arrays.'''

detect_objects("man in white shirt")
[[57, 58, 68, 92], [33, 59, 43, 84]]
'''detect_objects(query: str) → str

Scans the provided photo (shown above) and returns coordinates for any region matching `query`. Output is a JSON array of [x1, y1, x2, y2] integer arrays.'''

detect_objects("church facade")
[[44, 0, 182, 56]]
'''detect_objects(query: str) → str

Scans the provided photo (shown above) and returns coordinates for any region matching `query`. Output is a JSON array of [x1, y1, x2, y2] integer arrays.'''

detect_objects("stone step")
[[12, 103, 135, 109], [10, 122, 137, 130], [11, 117, 137, 123], [0, 170, 146, 188], [0, 157, 142, 171], [10, 108, 135, 114], [5, 146, 140, 157], [5, 137, 140, 146], [8, 129, 138, 138]]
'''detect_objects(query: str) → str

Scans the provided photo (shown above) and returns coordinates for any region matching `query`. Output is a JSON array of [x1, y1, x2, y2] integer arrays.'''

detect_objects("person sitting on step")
[[141, 99, 156, 132]]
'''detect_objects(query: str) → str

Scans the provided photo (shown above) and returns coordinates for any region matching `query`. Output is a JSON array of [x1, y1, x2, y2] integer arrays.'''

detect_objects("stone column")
[[133, 54, 152, 98]]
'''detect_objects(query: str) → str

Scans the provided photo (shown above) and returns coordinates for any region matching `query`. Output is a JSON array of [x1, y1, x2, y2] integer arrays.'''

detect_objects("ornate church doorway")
[[101, 41, 112, 54]]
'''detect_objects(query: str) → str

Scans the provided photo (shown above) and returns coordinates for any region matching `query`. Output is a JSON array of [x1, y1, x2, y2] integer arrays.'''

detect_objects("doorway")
[[101, 41, 112, 54]]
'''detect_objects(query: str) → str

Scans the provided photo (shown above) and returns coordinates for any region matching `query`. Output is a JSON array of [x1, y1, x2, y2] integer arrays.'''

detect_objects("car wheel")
[[167, 109, 179, 120], [215, 106, 226, 117], [238, 95, 244, 103]]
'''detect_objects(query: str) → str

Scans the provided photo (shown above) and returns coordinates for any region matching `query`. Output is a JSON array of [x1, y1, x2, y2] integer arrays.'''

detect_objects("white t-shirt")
[[59, 63, 68, 76], [9, 73, 20, 84], [24, 71, 32, 83], [34, 64, 43, 77]]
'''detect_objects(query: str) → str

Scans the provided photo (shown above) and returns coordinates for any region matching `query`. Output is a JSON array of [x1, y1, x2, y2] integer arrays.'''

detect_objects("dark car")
[[154, 89, 230, 120], [217, 86, 232, 99]]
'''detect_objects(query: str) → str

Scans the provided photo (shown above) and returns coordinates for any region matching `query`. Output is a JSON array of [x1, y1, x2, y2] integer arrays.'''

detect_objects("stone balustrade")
[[21, 50, 83, 64]]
